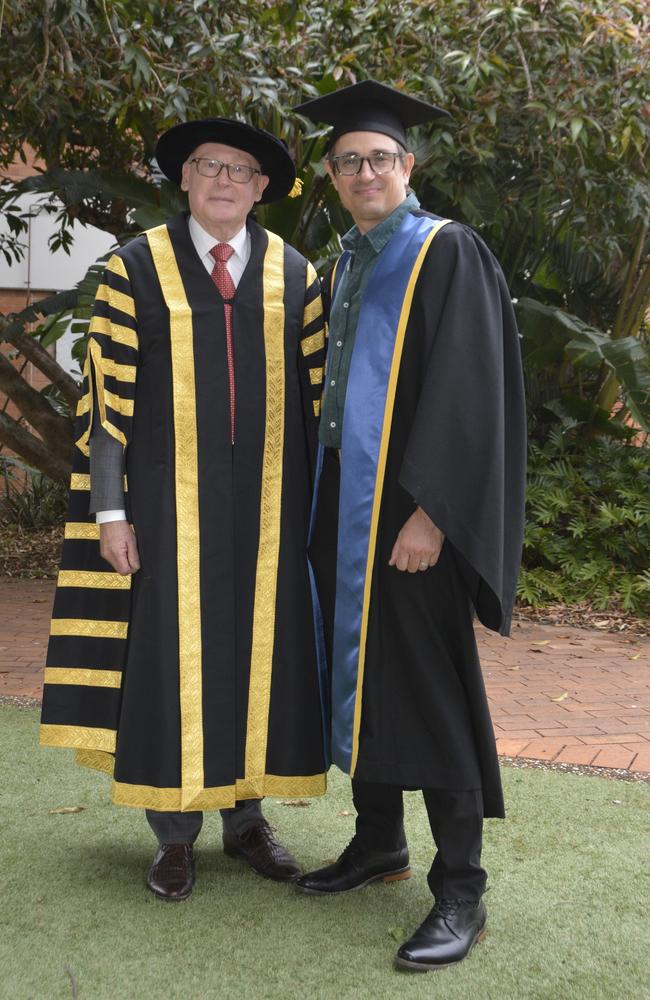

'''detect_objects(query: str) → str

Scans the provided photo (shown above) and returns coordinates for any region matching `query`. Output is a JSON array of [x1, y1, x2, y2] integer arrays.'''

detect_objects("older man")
[[40, 118, 327, 900], [294, 82, 526, 971]]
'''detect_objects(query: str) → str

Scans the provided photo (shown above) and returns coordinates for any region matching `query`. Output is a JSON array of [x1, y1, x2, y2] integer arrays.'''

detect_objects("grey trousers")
[[146, 800, 264, 845]]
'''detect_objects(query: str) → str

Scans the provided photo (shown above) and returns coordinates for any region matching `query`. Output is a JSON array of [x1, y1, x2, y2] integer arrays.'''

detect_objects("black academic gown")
[[41, 213, 328, 812], [312, 213, 526, 817]]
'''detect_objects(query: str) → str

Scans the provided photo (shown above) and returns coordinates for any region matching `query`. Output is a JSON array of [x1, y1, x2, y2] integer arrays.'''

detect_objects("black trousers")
[[352, 778, 486, 902]]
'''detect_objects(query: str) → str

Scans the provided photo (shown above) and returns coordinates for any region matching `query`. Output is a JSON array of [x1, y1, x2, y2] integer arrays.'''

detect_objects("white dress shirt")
[[96, 216, 250, 524]]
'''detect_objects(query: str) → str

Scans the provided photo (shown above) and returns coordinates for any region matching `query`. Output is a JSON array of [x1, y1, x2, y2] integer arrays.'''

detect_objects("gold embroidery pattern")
[[244, 230, 285, 793], [95, 283, 136, 318], [75, 748, 115, 775], [303, 296, 323, 329], [50, 618, 129, 639], [147, 224, 204, 811], [308, 367, 323, 385], [64, 522, 100, 540], [350, 219, 453, 775], [70, 473, 91, 491], [44, 668, 123, 688], [89, 315, 138, 349], [40, 724, 116, 752], [313, 399, 321, 417], [57, 571, 131, 590], [106, 254, 128, 281], [110, 772, 326, 811], [300, 329, 325, 358]]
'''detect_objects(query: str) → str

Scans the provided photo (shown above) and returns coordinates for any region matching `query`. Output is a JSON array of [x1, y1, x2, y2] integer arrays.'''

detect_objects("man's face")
[[326, 131, 415, 233], [180, 142, 269, 237]]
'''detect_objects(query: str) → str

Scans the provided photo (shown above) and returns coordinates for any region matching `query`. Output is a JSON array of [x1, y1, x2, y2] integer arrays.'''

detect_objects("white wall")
[[0, 194, 116, 376]]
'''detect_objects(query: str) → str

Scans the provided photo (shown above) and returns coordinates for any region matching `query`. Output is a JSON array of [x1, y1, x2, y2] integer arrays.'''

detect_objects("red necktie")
[[209, 243, 236, 445]]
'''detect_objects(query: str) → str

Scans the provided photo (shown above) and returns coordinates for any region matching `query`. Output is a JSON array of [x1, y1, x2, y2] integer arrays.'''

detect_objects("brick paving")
[[1, 577, 649, 776]]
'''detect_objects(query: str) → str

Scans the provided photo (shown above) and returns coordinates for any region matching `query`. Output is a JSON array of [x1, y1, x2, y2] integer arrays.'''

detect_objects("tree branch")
[[0, 411, 71, 484], [0, 352, 73, 459]]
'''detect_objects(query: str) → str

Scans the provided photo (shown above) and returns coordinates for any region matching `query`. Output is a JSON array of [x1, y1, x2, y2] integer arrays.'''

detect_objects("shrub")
[[519, 434, 650, 614]]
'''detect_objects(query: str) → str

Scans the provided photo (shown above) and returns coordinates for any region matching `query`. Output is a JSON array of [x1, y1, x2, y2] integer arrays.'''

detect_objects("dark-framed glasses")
[[330, 151, 405, 176], [189, 157, 261, 183]]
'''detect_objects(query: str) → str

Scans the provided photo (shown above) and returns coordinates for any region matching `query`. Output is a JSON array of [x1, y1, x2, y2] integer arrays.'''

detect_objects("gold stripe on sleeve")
[[303, 296, 323, 328], [40, 724, 116, 753], [103, 390, 134, 417], [95, 283, 136, 318], [349, 219, 453, 776], [147, 224, 204, 812], [244, 230, 285, 793], [101, 358, 137, 383], [106, 254, 128, 280], [313, 399, 321, 417], [89, 315, 138, 350], [57, 571, 131, 590], [70, 473, 91, 490], [64, 522, 100, 540], [50, 618, 129, 639], [301, 329, 325, 358], [308, 367, 323, 385], [44, 668, 122, 688]]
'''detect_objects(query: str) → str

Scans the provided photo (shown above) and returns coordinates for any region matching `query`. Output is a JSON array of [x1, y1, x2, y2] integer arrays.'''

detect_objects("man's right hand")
[[99, 521, 141, 575]]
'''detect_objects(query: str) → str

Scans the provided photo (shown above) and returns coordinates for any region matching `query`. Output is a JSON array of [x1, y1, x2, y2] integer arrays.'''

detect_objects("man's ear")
[[254, 173, 270, 202], [180, 161, 190, 192]]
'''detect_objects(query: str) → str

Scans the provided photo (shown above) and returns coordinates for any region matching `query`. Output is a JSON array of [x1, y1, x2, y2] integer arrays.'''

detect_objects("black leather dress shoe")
[[395, 897, 487, 971], [146, 843, 195, 901], [223, 821, 302, 882], [295, 837, 411, 895]]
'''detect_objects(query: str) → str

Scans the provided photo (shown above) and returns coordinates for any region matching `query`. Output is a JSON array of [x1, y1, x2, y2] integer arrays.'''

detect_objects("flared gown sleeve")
[[398, 223, 526, 635]]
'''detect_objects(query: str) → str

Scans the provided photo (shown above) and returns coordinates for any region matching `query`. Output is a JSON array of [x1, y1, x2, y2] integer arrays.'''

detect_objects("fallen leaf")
[[281, 799, 310, 807], [49, 806, 85, 814], [551, 692, 569, 702], [338, 809, 354, 816], [389, 926, 408, 943], [507, 665, 520, 671], [531, 640, 550, 646], [628, 654, 641, 660]]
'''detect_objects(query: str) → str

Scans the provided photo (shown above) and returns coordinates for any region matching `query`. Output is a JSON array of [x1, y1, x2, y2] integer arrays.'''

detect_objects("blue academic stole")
[[310, 211, 452, 775]]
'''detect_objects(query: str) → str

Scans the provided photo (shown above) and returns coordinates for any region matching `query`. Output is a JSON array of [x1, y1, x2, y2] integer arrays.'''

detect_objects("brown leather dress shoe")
[[146, 843, 195, 901], [223, 821, 302, 882]]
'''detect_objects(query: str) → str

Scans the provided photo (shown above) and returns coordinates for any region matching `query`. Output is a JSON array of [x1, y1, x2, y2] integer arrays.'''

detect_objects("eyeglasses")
[[189, 157, 261, 183], [329, 151, 405, 176]]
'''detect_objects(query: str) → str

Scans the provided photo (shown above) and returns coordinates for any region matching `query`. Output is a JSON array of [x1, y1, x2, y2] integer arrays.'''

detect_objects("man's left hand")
[[388, 506, 445, 573]]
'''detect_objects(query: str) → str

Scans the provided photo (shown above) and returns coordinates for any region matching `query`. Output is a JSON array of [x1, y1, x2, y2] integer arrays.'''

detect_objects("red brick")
[[554, 746, 601, 766], [591, 747, 636, 769]]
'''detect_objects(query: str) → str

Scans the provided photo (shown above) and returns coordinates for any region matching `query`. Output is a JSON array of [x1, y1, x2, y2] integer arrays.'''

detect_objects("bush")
[[0, 459, 67, 530], [519, 434, 650, 614]]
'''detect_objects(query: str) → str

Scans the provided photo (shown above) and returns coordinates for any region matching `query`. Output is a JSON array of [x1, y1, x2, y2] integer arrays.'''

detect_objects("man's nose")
[[358, 159, 376, 179]]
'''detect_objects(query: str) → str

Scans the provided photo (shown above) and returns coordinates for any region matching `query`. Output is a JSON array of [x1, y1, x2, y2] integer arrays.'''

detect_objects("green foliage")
[[0, 458, 68, 529], [520, 434, 650, 613]]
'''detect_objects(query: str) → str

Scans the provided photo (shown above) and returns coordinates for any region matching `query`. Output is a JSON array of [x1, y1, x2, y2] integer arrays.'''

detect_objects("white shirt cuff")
[[95, 509, 127, 523]]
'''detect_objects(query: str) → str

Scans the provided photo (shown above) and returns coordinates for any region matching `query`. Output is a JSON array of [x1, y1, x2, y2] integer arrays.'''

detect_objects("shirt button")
[[330, 379, 336, 386], [336, 340, 343, 347], [343, 302, 349, 309], [330, 421, 336, 428]]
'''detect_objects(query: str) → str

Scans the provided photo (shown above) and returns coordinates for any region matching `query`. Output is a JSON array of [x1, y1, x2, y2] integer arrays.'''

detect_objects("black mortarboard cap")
[[294, 80, 451, 149]]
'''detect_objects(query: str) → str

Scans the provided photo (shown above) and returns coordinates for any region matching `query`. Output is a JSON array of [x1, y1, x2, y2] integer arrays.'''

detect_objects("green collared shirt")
[[319, 192, 420, 449]]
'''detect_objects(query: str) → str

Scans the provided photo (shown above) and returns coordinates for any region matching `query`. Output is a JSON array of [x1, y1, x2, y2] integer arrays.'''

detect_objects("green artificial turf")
[[1, 706, 648, 1000]]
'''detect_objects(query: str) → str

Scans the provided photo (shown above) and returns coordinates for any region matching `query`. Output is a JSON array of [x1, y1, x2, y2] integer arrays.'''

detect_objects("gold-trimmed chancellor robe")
[[40, 213, 328, 812]]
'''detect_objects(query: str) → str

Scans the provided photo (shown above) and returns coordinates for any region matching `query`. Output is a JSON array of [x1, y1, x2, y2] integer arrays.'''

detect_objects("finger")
[[407, 552, 421, 574], [395, 548, 410, 572]]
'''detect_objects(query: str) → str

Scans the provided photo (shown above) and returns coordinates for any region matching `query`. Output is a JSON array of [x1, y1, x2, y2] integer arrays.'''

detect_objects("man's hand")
[[99, 521, 141, 575], [388, 506, 445, 573]]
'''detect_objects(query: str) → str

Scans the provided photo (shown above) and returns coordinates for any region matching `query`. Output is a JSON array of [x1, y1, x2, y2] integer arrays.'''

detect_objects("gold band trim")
[[243, 230, 285, 794], [313, 399, 321, 417], [147, 224, 203, 810], [89, 315, 138, 349], [303, 297, 323, 328], [64, 522, 100, 540], [103, 389, 134, 417], [110, 772, 326, 811], [75, 748, 115, 775], [95, 283, 136, 318], [57, 570, 131, 590], [106, 254, 128, 281], [301, 329, 325, 357], [44, 668, 122, 688], [50, 618, 128, 639], [308, 367, 323, 385], [40, 724, 116, 752], [350, 219, 453, 775], [70, 473, 90, 490]]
